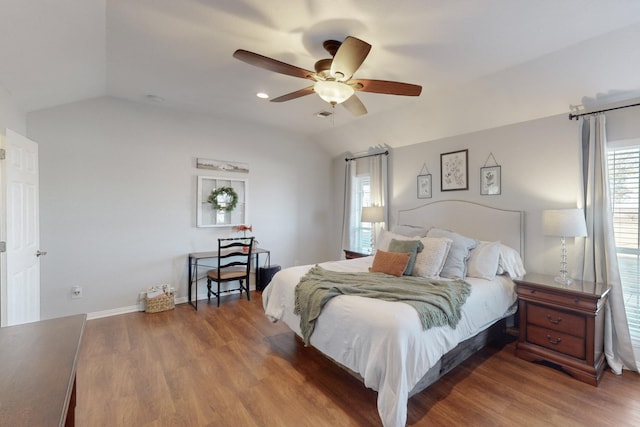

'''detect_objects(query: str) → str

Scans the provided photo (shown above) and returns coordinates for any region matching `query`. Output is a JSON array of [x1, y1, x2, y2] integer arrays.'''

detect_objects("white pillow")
[[412, 237, 452, 278], [391, 224, 428, 238], [375, 229, 418, 252], [467, 241, 501, 280], [426, 228, 478, 279], [497, 244, 526, 278]]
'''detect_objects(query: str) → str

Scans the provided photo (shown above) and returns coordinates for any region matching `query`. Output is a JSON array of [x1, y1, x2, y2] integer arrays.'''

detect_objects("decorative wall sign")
[[440, 149, 468, 191], [197, 176, 247, 227], [480, 152, 501, 195], [196, 158, 249, 173]]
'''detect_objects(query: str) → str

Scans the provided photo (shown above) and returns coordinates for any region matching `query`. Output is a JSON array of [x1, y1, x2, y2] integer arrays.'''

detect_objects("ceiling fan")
[[233, 36, 422, 116]]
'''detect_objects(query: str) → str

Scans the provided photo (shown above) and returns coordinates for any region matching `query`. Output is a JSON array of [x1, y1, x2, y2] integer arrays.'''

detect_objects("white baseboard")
[[86, 296, 191, 320]]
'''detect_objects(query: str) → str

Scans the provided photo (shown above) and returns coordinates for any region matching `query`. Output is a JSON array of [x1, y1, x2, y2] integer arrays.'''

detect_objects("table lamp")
[[542, 209, 588, 285], [361, 206, 384, 253]]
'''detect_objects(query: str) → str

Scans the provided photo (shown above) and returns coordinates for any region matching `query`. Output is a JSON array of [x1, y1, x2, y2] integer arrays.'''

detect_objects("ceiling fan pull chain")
[[331, 104, 335, 127]]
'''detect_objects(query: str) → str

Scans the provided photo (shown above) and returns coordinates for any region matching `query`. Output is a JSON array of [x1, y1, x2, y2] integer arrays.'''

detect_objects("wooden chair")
[[206, 237, 254, 307]]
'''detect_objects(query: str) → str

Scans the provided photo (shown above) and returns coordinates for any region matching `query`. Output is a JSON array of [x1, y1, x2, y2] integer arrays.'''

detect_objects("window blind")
[[608, 147, 640, 344]]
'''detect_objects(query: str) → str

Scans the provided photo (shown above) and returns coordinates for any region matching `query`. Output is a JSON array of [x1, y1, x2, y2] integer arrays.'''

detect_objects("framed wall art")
[[417, 162, 432, 199], [417, 174, 432, 199], [480, 165, 501, 195], [480, 152, 501, 195], [196, 158, 249, 173], [196, 176, 247, 227], [440, 149, 468, 191]]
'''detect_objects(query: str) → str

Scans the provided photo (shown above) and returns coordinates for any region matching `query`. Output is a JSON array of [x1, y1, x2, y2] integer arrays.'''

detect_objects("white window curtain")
[[369, 150, 389, 240], [341, 149, 389, 252], [341, 159, 356, 251], [575, 114, 639, 373]]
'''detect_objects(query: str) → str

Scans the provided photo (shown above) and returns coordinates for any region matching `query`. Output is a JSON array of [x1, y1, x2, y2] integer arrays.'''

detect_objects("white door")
[[0, 128, 40, 326]]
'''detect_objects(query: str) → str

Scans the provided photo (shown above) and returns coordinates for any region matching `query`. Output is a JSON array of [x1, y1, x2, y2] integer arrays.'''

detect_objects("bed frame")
[[396, 199, 524, 258], [333, 200, 525, 397], [399, 200, 525, 395]]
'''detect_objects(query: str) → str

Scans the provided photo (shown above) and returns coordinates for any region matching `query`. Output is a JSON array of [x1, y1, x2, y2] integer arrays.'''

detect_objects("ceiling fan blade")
[[351, 79, 422, 96], [270, 86, 315, 102], [341, 94, 368, 116], [233, 49, 316, 80], [330, 36, 371, 81]]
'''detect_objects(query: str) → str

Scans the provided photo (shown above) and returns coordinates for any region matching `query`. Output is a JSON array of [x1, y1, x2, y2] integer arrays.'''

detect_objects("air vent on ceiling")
[[315, 110, 333, 118]]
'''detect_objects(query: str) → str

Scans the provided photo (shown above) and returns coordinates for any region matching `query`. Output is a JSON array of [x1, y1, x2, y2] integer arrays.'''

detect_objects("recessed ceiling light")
[[256, 92, 269, 99]]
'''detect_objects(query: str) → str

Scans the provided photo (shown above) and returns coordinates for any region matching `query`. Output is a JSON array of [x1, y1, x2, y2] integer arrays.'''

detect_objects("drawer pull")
[[546, 334, 562, 345], [546, 314, 562, 325]]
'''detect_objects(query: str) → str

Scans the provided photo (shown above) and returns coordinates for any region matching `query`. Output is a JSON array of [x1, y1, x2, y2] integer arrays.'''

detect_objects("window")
[[343, 151, 388, 255], [351, 175, 372, 254], [608, 144, 640, 347]]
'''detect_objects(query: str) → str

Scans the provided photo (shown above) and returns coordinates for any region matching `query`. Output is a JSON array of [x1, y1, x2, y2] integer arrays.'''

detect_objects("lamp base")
[[554, 275, 573, 286]]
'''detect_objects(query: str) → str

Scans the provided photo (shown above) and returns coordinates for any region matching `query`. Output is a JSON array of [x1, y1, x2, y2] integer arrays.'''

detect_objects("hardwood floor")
[[78, 293, 640, 426]]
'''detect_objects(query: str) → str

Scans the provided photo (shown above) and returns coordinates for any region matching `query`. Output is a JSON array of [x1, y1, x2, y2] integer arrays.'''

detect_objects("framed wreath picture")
[[440, 149, 468, 191], [417, 174, 432, 199], [480, 165, 501, 195], [196, 176, 247, 227]]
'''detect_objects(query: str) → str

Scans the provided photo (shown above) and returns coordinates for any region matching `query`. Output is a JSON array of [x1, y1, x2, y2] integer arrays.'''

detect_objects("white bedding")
[[262, 256, 517, 427]]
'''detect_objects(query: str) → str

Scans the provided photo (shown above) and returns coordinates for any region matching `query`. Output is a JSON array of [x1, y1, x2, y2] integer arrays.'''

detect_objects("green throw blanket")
[[294, 265, 471, 345]]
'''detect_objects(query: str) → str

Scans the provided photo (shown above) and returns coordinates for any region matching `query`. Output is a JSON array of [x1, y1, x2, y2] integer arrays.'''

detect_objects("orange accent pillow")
[[369, 250, 411, 277]]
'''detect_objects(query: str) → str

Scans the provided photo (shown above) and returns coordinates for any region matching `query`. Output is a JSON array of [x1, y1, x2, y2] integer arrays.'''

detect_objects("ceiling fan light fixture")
[[313, 80, 354, 105]]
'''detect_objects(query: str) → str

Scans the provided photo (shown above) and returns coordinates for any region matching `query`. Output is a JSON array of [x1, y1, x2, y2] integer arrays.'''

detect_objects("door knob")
[[36, 250, 48, 257]]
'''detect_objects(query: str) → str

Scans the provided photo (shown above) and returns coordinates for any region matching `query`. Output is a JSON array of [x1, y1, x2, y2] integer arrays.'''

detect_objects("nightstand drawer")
[[527, 303, 585, 337], [519, 284, 598, 311], [527, 324, 585, 359]]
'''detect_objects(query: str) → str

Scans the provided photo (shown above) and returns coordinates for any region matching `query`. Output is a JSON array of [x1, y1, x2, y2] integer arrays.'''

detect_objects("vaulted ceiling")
[[2, 0, 640, 155]]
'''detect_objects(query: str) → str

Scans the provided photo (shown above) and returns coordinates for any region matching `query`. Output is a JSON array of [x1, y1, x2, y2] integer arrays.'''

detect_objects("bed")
[[262, 200, 525, 427]]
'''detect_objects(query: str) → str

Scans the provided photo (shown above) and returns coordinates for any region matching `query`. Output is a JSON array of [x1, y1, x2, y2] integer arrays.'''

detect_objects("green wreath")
[[207, 186, 239, 212]]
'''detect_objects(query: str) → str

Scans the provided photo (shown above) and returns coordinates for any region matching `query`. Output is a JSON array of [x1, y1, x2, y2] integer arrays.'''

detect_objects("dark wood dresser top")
[[0, 314, 86, 426]]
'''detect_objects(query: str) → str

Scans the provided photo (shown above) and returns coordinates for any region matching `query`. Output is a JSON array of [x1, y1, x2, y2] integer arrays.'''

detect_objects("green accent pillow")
[[388, 239, 424, 276]]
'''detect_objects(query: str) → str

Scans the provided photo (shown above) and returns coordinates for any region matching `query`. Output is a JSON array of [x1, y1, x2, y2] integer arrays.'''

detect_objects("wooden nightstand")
[[514, 273, 610, 386], [343, 249, 371, 259]]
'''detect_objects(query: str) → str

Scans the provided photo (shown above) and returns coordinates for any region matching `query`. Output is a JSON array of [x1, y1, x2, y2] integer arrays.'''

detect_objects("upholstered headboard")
[[396, 200, 525, 259]]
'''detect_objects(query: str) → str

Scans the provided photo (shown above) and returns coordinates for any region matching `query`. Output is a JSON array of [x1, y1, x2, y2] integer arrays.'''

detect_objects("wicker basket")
[[145, 291, 175, 313]]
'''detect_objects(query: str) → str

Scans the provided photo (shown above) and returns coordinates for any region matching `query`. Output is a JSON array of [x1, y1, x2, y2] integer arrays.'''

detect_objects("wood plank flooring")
[[77, 293, 640, 426]]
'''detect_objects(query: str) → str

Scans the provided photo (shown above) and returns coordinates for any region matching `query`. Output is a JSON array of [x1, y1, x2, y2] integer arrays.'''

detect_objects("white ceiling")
[[2, 0, 640, 155]]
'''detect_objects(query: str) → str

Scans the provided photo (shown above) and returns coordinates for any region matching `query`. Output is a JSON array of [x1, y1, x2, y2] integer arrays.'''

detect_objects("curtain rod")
[[568, 101, 640, 120], [345, 150, 389, 162]]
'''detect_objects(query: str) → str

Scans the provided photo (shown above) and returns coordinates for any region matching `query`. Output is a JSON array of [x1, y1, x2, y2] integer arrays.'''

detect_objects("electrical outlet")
[[71, 286, 82, 299]]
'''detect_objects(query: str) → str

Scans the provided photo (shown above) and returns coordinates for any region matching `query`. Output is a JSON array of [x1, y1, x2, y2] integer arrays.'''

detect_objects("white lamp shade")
[[313, 80, 354, 105], [361, 206, 384, 223], [542, 209, 588, 237]]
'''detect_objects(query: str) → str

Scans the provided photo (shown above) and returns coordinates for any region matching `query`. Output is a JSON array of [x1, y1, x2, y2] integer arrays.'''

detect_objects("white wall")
[[27, 97, 332, 319], [332, 109, 640, 276], [0, 86, 26, 132]]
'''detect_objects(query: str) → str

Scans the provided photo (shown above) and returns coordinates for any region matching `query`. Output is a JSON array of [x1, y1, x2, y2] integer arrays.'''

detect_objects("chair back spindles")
[[206, 237, 255, 307]]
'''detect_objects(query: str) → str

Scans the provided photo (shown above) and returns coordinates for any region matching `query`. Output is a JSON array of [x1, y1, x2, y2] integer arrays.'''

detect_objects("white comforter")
[[262, 256, 517, 427]]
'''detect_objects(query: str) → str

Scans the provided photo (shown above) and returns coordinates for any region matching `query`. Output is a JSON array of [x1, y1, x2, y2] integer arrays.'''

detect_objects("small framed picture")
[[480, 166, 501, 195], [417, 174, 432, 199], [441, 149, 468, 191]]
